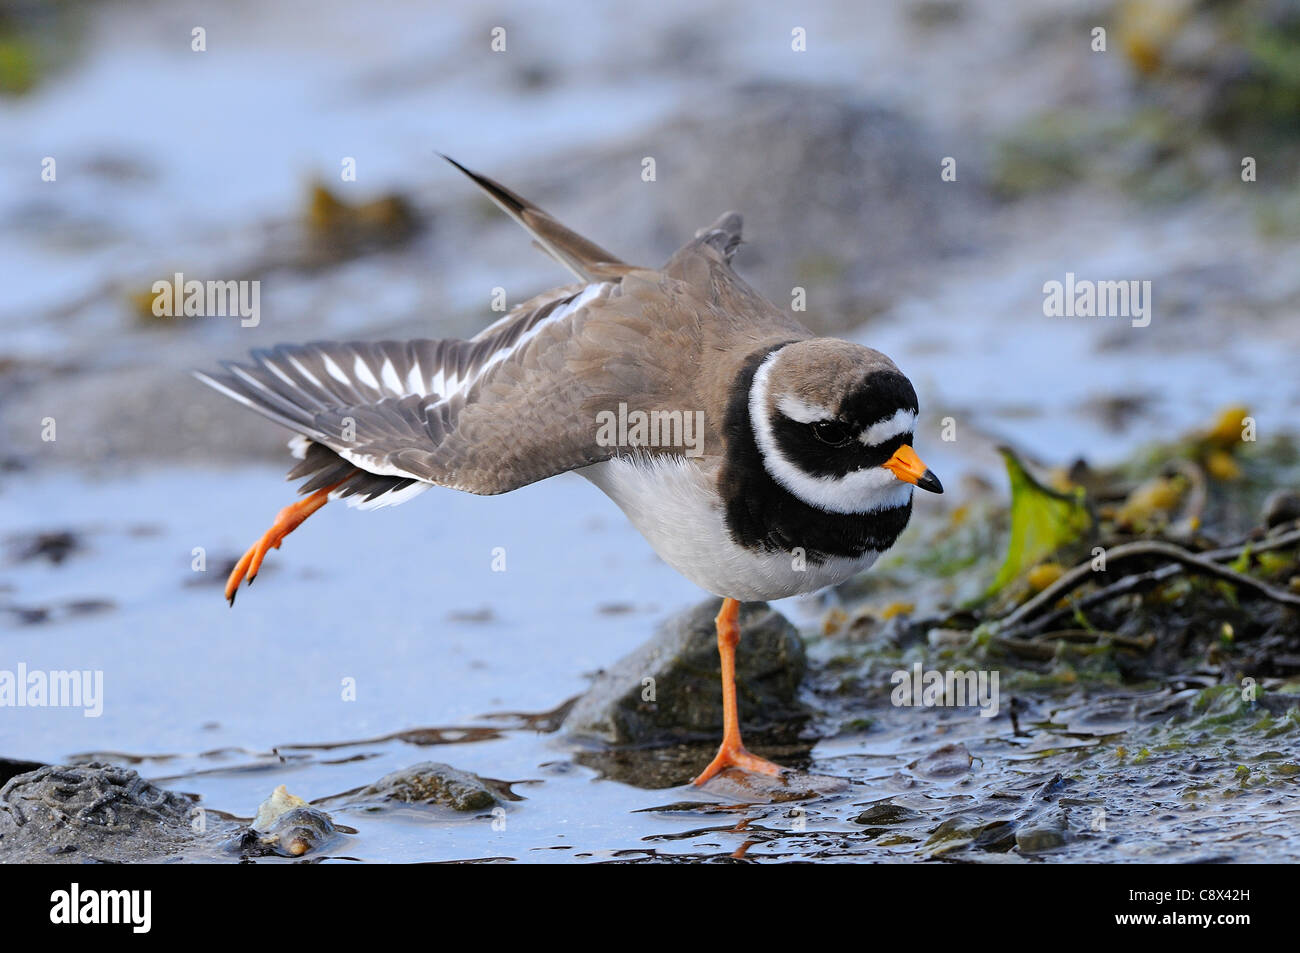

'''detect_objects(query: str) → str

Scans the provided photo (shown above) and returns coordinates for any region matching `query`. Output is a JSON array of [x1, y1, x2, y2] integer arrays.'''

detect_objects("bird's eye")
[[811, 420, 853, 447]]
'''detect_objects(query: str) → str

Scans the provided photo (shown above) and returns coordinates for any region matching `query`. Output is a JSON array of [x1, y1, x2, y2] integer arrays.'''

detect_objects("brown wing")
[[195, 275, 714, 497]]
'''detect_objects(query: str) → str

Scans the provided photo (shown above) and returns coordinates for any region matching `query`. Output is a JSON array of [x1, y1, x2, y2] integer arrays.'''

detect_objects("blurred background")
[[3, 0, 1298, 472], [1, 0, 1298, 861]]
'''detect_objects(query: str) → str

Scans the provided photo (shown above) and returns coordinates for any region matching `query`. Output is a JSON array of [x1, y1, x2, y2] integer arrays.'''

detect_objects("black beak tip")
[[918, 469, 944, 494]]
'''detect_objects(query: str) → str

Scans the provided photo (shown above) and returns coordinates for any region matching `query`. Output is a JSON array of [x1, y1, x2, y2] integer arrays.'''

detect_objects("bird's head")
[[748, 339, 943, 514]]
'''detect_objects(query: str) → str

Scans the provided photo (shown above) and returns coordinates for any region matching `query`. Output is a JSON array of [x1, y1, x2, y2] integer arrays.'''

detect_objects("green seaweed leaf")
[[989, 446, 1092, 594]]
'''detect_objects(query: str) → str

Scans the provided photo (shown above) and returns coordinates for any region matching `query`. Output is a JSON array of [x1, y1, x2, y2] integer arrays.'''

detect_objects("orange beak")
[[882, 445, 943, 494]]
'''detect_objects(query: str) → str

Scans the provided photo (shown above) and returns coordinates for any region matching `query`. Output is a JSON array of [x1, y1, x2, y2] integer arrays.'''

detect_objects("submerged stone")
[[1015, 812, 1071, 854], [230, 804, 339, 858], [909, 743, 974, 779], [222, 783, 342, 859], [562, 598, 809, 747], [1016, 826, 1068, 853], [361, 761, 500, 812], [853, 802, 922, 826]]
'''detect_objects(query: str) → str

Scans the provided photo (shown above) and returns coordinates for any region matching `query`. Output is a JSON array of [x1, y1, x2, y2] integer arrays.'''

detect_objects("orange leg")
[[224, 474, 352, 605], [693, 597, 785, 785]]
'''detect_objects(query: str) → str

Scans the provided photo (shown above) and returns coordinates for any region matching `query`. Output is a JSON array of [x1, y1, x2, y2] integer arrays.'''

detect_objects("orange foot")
[[224, 475, 352, 605], [693, 742, 785, 786]]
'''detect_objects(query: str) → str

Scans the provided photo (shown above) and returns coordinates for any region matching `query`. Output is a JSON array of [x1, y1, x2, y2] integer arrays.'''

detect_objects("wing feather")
[[195, 278, 675, 500], [442, 155, 629, 282]]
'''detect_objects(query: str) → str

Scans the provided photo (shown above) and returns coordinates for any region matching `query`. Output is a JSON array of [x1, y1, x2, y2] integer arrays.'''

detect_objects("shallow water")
[[4, 467, 1296, 863]]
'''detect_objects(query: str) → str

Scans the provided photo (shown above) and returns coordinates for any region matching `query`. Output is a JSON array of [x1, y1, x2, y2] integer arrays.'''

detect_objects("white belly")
[[579, 456, 881, 601]]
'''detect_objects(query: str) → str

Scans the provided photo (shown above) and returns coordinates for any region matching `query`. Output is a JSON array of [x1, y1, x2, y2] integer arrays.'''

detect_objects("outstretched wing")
[[198, 269, 721, 507], [196, 281, 637, 503]]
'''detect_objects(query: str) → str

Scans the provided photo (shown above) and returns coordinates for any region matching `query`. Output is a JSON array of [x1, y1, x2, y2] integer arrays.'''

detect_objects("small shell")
[[252, 784, 309, 832]]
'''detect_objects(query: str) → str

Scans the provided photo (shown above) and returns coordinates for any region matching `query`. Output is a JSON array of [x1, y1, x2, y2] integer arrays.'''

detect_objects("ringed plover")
[[197, 158, 942, 784]]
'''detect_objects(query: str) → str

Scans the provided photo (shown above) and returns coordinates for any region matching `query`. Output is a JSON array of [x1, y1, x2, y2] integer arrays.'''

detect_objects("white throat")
[[748, 351, 913, 515]]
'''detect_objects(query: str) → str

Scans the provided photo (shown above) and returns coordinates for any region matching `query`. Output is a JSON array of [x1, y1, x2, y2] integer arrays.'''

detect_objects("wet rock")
[[925, 814, 983, 852], [697, 768, 848, 803], [1015, 825, 1068, 853], [1015, 812, 1070, 854], [972, 819, 1019, 852], [0, 763, 201, 863], [360, 762, 500, 812], [228, 785, 339, 858], [224, 785, 345, 858], [1026, 772, 1069, 805], [853, 801, 921, 826], [908, 743, 974, 779], [228, 810, 340, 857], [562, 599, 810, 748], [1262, 489, 1300, 529]]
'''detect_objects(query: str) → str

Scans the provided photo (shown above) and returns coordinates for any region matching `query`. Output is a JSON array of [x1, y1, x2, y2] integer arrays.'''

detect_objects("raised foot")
[[224, 514, 295, 604], [693, 744, 785, 786], [224, 480, 346, 605]]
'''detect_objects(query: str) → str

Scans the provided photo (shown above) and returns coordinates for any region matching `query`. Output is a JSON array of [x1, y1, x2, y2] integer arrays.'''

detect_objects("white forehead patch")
[[860, 408, 918, 447], [776, 394, 833, 424]]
